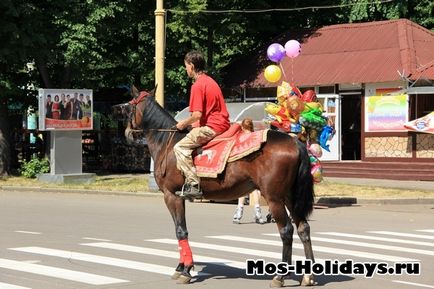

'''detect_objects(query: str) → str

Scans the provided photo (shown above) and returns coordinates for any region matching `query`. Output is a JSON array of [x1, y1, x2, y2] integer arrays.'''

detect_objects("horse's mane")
[[140, 96, 185, 147]]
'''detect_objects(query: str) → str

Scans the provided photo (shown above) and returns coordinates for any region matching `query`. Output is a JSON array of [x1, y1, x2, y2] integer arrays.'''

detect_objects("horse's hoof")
[[300, 274, 315, 286], [171, 271, 182, 280], [172, 263, 184, 280], [177, 273, 192, 284], [270, 276, 284, 288]]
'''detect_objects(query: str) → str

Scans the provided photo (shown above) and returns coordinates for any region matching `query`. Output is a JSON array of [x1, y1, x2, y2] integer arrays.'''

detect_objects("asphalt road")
[[0, 190, 433, 289]]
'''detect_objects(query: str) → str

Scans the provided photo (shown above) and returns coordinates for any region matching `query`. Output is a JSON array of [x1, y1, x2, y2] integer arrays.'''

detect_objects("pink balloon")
[[285, 40, 301, 58]]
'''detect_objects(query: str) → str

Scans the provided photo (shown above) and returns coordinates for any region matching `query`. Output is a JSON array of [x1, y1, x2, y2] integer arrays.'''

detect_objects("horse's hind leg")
[[294, 217, 315, 286], [163, 192, 194, 284], [268, 201, 294, 288]]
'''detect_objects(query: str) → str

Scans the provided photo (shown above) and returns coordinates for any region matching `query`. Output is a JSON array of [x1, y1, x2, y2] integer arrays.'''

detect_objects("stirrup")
[[175, 184, 203, 200]]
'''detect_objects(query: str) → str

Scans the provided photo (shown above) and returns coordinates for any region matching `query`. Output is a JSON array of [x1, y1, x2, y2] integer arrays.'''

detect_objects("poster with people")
[[38, 89, 93, 130]]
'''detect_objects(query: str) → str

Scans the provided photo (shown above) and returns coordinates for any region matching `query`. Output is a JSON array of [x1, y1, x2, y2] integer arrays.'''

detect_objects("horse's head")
[[112, 85, 155, 143]]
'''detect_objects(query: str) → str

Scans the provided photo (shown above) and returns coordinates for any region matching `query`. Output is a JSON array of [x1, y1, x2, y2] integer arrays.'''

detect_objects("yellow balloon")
[[264, 65, 282, 83]]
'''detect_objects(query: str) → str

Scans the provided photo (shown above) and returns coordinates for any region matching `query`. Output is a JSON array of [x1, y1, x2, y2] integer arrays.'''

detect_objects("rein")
[[159, 130, 176, 177], [128, 128, 178, 133], [128, 90, 180, 177]]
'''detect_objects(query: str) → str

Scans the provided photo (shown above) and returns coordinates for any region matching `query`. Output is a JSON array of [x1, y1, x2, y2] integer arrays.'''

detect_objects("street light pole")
[[155, 0, 165, 107], [149, 0, 166, 191]]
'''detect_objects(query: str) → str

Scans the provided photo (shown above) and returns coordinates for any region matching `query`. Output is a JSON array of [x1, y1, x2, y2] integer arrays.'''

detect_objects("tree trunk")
[[0, 101, 11, 177], [36, 58, 53, 88], [60, 63, 71, 88], [207, 26, 214, 68]]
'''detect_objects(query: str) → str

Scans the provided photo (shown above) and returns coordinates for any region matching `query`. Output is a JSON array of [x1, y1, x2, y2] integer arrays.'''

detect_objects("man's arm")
[[176, 111, 202, 130]]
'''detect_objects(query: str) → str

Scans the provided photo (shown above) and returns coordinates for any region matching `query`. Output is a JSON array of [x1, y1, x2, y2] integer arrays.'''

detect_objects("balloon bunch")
[[265, 82, 335, 151], [308, 143, 323, 183], [264, 40, 301, 83], [261, 41, 332, 185]]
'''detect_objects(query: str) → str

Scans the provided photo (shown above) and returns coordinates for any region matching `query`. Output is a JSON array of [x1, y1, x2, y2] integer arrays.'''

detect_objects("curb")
[[315, 197, 357, 207], [356, 198, 434, 205], [2, 186, 434, 206], [315, 196, 434, 206], [0, 186, 160, 198]]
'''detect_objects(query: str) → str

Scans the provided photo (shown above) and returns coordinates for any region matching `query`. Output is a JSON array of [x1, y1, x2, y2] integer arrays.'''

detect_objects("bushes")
[[19, 156, 50, 178]]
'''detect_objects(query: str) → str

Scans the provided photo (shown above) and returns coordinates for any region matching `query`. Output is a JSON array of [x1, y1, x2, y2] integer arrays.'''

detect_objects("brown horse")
[[114, 88, 316, 287]]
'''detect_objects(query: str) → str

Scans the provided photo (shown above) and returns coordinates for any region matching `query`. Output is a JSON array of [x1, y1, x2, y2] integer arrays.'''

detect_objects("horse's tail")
[[291, 140, 315, 220]]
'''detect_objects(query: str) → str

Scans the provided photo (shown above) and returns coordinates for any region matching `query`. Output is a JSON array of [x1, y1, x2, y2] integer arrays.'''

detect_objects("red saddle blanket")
[[193, 124, 268, 178]]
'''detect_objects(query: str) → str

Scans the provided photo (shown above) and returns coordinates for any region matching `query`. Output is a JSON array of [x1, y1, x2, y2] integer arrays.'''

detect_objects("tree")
[[1, 0, 433, 176], [0, 0, 39, 176], [338, 0, 434, 27], [0, 110, 11, 177], [412, 0, 434, 30]]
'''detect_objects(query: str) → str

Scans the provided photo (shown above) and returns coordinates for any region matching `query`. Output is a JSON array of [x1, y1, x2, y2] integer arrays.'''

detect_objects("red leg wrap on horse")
[[179, 239, 193, 265], [177, 240, 185, 263]]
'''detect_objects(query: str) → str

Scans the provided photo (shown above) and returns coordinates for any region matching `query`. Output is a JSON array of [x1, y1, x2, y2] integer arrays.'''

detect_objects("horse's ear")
[[131, 85, 140, 98], [150, 84, 158, 97]]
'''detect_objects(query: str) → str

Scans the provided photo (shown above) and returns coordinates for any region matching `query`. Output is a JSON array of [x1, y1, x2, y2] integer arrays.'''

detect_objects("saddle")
[[193, 124, 268, 178]]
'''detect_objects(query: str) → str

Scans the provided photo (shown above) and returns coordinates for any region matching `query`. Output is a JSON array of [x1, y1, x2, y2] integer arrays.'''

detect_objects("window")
[[415, 94, 434, 118], [319, 86, 335, 94]]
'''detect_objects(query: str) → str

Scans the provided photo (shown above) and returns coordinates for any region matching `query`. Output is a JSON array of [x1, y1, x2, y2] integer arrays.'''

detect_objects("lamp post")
[[148, 0, 166, 191], [155, 0, 165, 107]]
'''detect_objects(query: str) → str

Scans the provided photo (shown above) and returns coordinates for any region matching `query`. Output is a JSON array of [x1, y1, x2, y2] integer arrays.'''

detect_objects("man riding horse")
[[174, 50, 230, 200], [114, 51, 316, 287]]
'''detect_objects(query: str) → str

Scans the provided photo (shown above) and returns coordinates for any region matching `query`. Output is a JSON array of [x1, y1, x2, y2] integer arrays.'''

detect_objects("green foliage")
[[1, 0, 432, 98], [412, 0, 434, 30], [1, 0, 433, 107], [98, 112, 118, 129], [1, 0, 433, 175], [19, 156, 50, 178]]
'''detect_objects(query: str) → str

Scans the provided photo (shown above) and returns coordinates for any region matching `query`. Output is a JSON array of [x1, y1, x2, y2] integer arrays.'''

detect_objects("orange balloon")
[[264, 65, 282, 83]]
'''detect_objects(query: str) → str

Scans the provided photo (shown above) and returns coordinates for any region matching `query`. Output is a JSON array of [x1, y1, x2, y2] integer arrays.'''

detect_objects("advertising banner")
[[38, 89, 93, 131], [404, 111, 434, 134], [365, 94, 408, 132]]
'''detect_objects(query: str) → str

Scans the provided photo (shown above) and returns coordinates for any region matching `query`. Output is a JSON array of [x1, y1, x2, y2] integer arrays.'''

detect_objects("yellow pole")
[[155, 0, 165, 107]]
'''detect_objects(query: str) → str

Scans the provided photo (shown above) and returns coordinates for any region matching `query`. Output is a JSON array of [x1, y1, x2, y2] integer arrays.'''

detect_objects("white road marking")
[[0, 258, 126, 285], [81, 242, 246, 269], [369, 231, 434, 240], [82, 237, 112, 242], [0, 282, 32, 289], [14, 231, 41, 235], [146, 238, 324, 262], [308, 237, 433, 256], [314, 232, 434, 247], [21, 260, 40, 264], [10, 247, 209, 278], [392, 280, 434, 288], [416, 229, 434, 234], [207, 235, 418, 262]]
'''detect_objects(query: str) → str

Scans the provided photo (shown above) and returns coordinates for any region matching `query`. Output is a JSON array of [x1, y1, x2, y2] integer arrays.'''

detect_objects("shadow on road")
[[193, 262, 355, 286]]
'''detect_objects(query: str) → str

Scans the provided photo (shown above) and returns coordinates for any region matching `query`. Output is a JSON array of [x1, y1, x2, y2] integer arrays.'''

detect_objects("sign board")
[[365, 94, 408, 132], [38, 89, 93, 130]]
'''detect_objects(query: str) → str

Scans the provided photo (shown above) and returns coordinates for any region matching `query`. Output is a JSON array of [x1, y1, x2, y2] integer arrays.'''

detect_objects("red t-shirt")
[[189, 74, 230, 134]]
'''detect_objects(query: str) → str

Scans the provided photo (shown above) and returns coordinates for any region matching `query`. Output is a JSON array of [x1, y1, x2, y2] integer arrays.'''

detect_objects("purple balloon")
[[267, 43, 286, 63], [285, 40, 301, 58]]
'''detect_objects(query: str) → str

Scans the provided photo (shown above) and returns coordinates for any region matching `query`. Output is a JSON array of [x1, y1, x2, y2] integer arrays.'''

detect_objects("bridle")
[[127, 90, 177, 177], [127, 90, 148, 133]]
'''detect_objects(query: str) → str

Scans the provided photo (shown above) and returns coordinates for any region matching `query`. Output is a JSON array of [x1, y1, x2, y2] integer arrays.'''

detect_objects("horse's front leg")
[[163, 191, 194, 284], [268, 201, 293, 288]]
